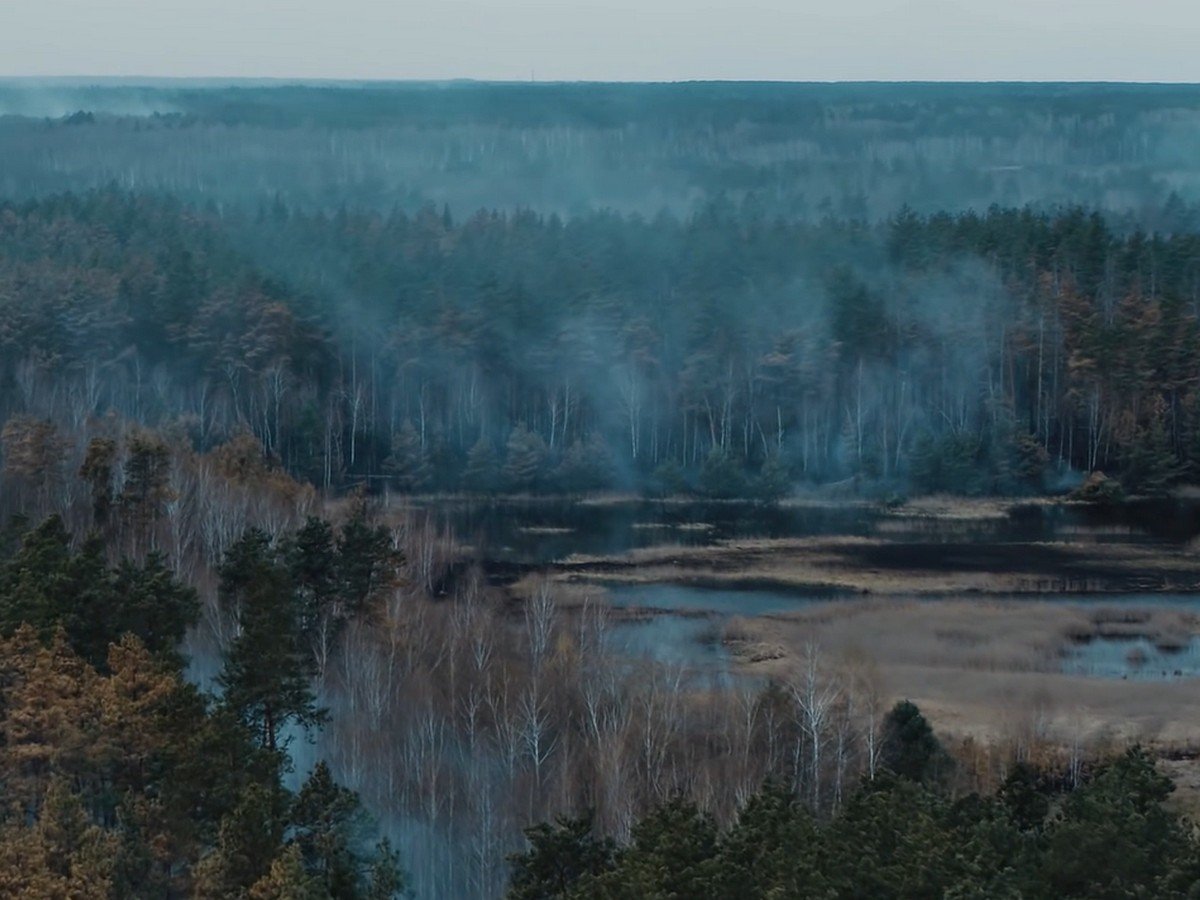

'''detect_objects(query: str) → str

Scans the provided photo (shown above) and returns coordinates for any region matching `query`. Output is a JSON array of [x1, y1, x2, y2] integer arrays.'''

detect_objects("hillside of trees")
[[4, 190, 1200, 498]]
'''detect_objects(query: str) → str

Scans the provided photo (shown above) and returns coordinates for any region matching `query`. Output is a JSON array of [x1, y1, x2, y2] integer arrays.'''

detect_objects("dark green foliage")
[[1037, 747, 1184, 897], [383, 421, 431, 493], [285, 517, 339, 633], [511, 747, 1200, 899], [335, 501, 396, 616], [507, 812, 616, 900], [119, 433, 174, 531], [79, 437, 117, 527], [553, 437, 616, 494], [910, 432, 984, 495], [0, 516, 198, 670], [880, 700, 952, 784], [649, 460, 688, 497], [1123, 418, 1184, 496], [588, 798, 720, 898], [216, 528, 326, 752], [0, 514, 402, 899], [998, 762, 1051, 831], [698, 449, 747, 499], [712, 780, 819, 897], [291, 762, 368, 898], [503, 425, 548, 492], [753, 454, 791, 502], [829, 267, 892, 360], [364, 839, 406, 900], [463, 437, 501, 493], [194, 781, 289, 895]]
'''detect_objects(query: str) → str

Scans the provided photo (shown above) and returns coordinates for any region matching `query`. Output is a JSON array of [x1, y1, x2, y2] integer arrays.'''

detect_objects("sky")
[[3, 0, 1200, 82]]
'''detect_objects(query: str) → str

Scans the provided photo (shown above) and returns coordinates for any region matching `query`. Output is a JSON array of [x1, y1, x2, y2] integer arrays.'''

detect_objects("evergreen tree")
[[364, 839, 405, 900], [590, 798, 719, 897], [216, 529, 325, 753], [79, 437, 117, 528], [336, 500, 395, 616], [553, 436, 616, 493], [291, 761, 364, 898], [714, 779, 820, 897], [1123, 416, 1183, 496], [284, 516, 341, 667], [119, 433, 175, 539], [753, 453, 791, 502], [463, 436, 500, 493], [249, 844, 326, 900], [193, 782, 288, 898], [503, 425, 548, 492], [507, 811, 616, 899], [383, 421, 432, 493], [699, 448, 747, 498], [880, 700, 951, 784]]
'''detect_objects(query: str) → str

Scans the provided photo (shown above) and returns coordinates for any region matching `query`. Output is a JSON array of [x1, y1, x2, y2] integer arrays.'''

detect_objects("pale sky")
[[2, 0, 1199, 82]]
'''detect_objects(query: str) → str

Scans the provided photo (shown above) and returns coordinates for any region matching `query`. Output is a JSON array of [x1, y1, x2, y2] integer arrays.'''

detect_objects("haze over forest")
[[6, 77, 1200, 899]]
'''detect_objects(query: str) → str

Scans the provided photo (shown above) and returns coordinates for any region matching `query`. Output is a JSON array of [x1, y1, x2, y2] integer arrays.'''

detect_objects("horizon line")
[[2, 75, 1200, 88]]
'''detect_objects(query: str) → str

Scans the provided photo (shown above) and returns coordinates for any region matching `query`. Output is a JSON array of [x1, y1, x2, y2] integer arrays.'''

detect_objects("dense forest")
[[4, 190, 1200, 498], [510, 741, 1200, 899], [5, 81, 1200, 898]]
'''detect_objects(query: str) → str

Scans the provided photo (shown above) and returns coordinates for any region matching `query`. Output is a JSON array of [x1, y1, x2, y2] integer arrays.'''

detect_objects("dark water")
[[418, 497, 876, 564], [410, 496, 1200, 566], [605, 582, 839, 616], [408, 494, 1200, 681]]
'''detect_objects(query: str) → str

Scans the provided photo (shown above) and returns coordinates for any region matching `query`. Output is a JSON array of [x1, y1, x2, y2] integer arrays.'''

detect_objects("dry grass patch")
[[731, 598, 1200, 747]]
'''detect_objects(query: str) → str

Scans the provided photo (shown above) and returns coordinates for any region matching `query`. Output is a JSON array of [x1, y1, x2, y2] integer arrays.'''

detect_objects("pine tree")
[[463, 436, 500, 493], [291, 761, 364, 897], [336, 499, 395, 616], [248, 844, 325, 900], [365, 839, 405, 900], [503, 425, 548, 492], [507, 812, 616, 900], [553, 436, 616, 493], [193, 782, 288, 898], [284, 516, 340, 668], [714, 779, 819, 897], [119, 433, 175, 538], [383, 421, 431, 493], [880, 700, 951, 784], [754, 453, 791, 502], [79, 437, 117, 528], [699, 448, 747, 498], [216, 529, 325, 753]]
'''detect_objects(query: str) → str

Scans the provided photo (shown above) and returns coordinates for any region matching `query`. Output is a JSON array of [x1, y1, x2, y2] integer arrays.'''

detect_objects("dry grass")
[[729, 599, 1200, 747], [882, 494, 1031, 520]]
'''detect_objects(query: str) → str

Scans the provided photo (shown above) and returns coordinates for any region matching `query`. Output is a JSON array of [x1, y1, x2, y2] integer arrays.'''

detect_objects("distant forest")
[[4, 81, 1200, 499]]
